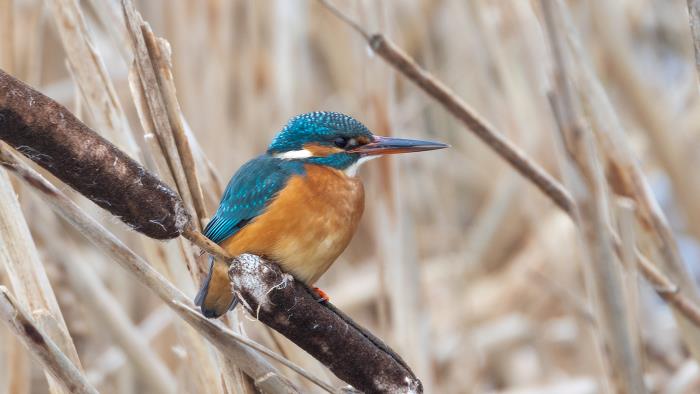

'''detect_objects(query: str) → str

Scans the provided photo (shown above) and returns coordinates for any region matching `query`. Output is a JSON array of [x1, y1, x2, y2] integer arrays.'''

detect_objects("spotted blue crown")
[[267, 112, 372, 154]]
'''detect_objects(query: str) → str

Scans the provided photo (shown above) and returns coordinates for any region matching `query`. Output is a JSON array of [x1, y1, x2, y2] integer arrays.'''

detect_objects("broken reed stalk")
[[0, 287, 98, 394], [0, 68, 190, 239], [0, 144, 304, 394], [146, 33, 209, 230], [317, 0, 700, 333], [229, 254, 423, 394], [121, 0, 196, 220]]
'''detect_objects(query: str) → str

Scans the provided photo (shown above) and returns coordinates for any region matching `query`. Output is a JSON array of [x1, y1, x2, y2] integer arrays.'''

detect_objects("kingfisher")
[[195, 111, 447, 318]]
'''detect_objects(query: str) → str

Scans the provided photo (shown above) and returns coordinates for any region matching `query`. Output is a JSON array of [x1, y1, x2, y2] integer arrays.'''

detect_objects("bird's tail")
[[195, 256, 238, 318]]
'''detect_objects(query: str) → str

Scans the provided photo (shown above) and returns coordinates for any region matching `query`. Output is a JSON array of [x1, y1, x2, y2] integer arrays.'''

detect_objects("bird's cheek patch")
[[303, 143, 344, 157]]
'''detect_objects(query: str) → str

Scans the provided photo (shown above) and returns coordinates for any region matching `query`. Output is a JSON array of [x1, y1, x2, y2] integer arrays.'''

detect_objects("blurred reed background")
[[2, 0, 700, 393]]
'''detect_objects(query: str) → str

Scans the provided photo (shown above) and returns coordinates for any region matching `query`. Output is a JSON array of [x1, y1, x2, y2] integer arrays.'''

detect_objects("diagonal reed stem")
[[0, 287, 98, 394]]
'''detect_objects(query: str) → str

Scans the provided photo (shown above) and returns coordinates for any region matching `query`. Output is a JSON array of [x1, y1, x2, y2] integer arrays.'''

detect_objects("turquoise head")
[[267, 111, 447, 175]]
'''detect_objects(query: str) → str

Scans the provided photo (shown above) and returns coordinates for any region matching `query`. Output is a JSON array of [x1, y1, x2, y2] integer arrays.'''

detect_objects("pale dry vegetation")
[[2, 0, 700, 393]]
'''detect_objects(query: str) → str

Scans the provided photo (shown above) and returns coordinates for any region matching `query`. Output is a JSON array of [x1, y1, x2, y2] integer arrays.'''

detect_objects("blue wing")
[[203, 155, 306, 244]]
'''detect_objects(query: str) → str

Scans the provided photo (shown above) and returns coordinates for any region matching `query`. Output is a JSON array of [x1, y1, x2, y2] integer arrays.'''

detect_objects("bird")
[[195, 111, 447, 318]]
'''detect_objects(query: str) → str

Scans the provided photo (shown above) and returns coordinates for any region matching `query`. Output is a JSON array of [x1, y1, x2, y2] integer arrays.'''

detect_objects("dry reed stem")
[[127, 65, 181, 193], [586, 3, 700, 286], [528, 270, 595, 325], [316, 0, 574, 215], [125, 56, 231, 392], [0, 287, 97, 394], [120, 0, 195, 218], [0, 168, 84, 394], [0, 144, 308, 394], [688, 0, 700, 81], [359, 2, 429, 381], [587, 4, 700, 347], [665, 359, 700, 393], [614, 198, 645, 369], [0, 7, 28, 390], [148, 35, 208, 229], [635, 252, 700, 325], [594, 2, 700, 240], [121, 22, 227, 380], [0, 322, 30, 394], [56, 8, 220, 393], [532, 261, 679, 376], [366, 37, 573, 211], [543, 1, 647, 390], [44, 14, 193, 384], [548, 98, 630, 393], [42, 9, 179, 388], [182, 227, 233, 260], [61, 256, 176, 393], [170, 300, 335, 394], [86, 306, 173, 385], [83, 0, 129, 61], [47, 0, 139, 155], [0, 168, 79, 358], [220, 355, 259, 394], [0, 0, 14, 75], [552, 1, 700, 364]]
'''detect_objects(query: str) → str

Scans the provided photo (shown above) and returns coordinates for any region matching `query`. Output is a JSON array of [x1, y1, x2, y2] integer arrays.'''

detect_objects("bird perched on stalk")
[[196, 112, 447, 318]]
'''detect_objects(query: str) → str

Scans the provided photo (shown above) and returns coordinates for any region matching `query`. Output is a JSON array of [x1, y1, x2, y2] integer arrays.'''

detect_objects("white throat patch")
[[344, 156, 378, 177], [272, 149, 313, 159], [273, 149, 377, 177]]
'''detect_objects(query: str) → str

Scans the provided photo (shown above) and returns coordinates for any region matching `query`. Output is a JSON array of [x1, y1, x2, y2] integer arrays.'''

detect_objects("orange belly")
[[220, 164, 364, 284]]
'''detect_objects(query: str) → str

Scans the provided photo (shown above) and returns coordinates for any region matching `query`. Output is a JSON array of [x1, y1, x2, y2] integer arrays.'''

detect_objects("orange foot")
[[313, 286, 330, 303]]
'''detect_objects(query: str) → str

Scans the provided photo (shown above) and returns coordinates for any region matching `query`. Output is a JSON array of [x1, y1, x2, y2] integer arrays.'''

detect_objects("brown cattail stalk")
[[229, 254, 423, 394], [0, 68, 190, 239]]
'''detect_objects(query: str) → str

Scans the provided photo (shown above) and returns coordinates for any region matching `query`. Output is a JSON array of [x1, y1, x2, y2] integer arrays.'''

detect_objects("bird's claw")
[[313, 286, 330, 303]]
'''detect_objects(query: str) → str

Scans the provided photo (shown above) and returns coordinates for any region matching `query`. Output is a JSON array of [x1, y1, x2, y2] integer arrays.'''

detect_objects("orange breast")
[[220, 164, 364, 284]]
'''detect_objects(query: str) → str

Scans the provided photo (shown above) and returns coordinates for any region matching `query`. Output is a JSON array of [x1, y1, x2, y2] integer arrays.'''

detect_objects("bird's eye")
[[333, 137, 361, 149], [334, 137, 348, 148]]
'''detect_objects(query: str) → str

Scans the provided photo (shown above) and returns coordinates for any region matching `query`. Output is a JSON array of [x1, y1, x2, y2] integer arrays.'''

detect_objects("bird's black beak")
[[349, 136, 449, 156]]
